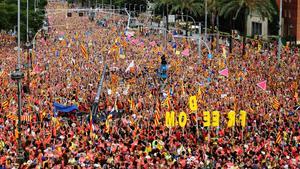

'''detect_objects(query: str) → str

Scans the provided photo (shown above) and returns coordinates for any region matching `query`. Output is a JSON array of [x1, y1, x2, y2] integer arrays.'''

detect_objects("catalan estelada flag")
[[89, 113, 93, 136], [80, 44, 88, 60]]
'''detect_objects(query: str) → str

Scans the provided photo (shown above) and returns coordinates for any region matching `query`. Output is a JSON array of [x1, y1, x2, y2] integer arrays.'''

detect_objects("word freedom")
[[164, 95, 247, 128]]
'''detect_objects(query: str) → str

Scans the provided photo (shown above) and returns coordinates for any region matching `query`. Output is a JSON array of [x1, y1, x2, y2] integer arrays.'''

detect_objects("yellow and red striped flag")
[[21, 115, 32, 122], [276, 132, 282, 144], [0, 70, 3, 77], [111, 44, 118, 50], [128, 97, 136, 113], [121, 40, 127, 48], [294, 91, 298, 103], [89, 113, 93, 137], [192, 115, 197, 123], [105, 114, 113, 133], [154, 99, 161, 126], [155, 99, 160, 113], [52, 117, 60, 129], [75, 32, 79, 40], [162, 91, 171, 111], [40, 109, 47, 121], [80, 44, 88, 60], [6, 114, 17, 121], [272, 98, 280, 110], [181, 80, 185, 95], [197, 87, 203, 98], [15, 128, 19, 140], [1, 100, 9, 111], [128, 115, 135, 126], [154, 111, 160, 126], [61, 39, 67, 47], [263, 113, 270, 121]]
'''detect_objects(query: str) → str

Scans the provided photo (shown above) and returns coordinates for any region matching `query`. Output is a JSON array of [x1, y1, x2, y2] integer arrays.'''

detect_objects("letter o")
[[179, 112, 187, 128]]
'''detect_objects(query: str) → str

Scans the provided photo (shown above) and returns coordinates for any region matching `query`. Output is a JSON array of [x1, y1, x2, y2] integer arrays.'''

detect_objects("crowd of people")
[[0, 1, 299, 168]]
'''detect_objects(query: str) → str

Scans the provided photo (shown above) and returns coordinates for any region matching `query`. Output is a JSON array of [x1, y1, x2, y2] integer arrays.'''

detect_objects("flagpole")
[[195, 110, 199, 140], [204, 0, 207, 43], [198, 22, 202, 64], [10, 0, 25, 165]]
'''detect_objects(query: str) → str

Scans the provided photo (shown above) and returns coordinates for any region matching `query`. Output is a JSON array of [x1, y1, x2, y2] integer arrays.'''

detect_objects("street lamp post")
[[159, 55, 168, 80], [124, 8, 131, 29], [176, 14, 196, 36], [11, 0, 25, 165], [92, 64, 107, 116], [198, 22, 202, 62], [26, 0, 32, 94], [163, 16, 167, 51], [204, 0, 207, 42], [139, 5, 143, 14], [25, 42, 31, 94], [117, 6, 120, 14], [26, 0, 29, 42]]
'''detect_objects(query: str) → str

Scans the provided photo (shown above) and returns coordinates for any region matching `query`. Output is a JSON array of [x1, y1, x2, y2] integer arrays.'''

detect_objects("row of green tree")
[[72, 0, 279, 35], [74, 0, 278, 35], [151, 0, 278, 54], [0, 0, 47, 42], [72, 0, 279, 53]]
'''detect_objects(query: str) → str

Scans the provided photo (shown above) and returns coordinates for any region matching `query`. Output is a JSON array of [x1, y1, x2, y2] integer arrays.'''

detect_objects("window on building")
[[284, 10, 287, 17], [252, 22, 262, 36]]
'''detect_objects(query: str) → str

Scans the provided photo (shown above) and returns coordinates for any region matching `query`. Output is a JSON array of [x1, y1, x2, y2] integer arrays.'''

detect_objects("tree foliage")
[[170, 0, 203, 16], [0, 0, 47, 42]]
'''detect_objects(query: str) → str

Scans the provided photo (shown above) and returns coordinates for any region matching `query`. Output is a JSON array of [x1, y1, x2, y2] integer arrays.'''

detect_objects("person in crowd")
[[0, 1, 299, 168]]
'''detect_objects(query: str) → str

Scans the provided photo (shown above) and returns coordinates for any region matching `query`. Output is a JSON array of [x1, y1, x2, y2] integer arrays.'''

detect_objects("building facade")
[[246, 11, 269, 39], [246, 0, 300, 43], [276, 0, 300, 44]]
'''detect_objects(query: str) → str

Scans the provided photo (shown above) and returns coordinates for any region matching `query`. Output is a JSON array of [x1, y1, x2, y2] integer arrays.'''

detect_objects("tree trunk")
[[166, 4, 169, 31], [185, 14, 188, 36], [242, 11, 248, 55], [211, 12, 215, 50], [229, 18, 234, 53], [216, 13, 219, 51]]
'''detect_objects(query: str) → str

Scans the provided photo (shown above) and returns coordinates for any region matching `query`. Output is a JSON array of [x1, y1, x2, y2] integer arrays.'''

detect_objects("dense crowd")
[[0, 1, 299, 168]]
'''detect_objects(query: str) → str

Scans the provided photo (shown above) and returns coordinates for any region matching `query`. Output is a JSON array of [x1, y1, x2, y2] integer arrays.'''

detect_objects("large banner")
[[53, 102, 78, 113]]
